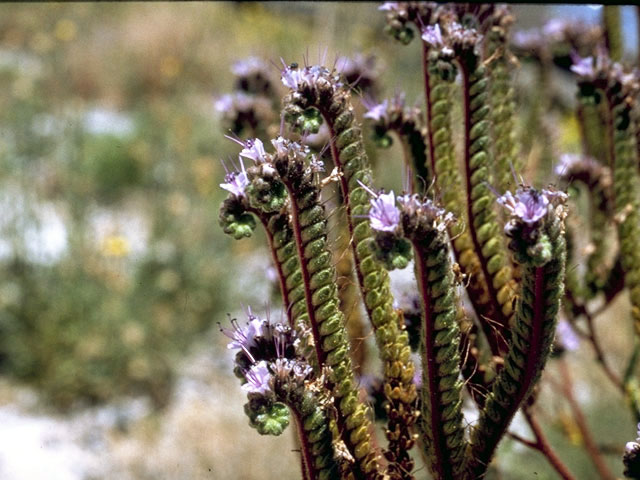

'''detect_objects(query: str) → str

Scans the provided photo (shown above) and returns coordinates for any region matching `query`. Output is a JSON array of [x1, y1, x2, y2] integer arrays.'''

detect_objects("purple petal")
[[421, 24, 443, 48], [242, 361, 272, 395], [239, 138, 267, 163], [369, 191, 400, 232]]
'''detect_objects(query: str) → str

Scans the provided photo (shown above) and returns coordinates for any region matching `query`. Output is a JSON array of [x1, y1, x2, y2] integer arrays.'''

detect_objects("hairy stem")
[[284, 79, 418, 478], [410, 229, 467, 480], [470, 212, 566, 477], [275, 154, 380, 479], [459, 54, 516, 356]]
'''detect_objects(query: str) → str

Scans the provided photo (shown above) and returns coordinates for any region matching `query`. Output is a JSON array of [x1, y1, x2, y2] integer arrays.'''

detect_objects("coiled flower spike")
[[281, 63, 418, 478], [369, 191, 467, 480], [470, 185, 567, 477]]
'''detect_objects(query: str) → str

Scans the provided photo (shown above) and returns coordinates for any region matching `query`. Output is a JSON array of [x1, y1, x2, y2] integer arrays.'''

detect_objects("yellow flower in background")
[[558, 113, 581, 153], [55, 19, 77, 42], [102, 235, 130, 257], [558, 411, 583, 446]]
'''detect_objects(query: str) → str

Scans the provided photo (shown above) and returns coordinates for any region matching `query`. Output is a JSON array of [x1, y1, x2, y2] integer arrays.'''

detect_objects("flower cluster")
[[380, 1, 437, 45], [223, 310, 303, 397], [363, 98, 390, 123], [214, 92, 275, 136], [280, 62, 343, 92], [337, 53, 380, 94], [441, 21, 483, 55], [569, 49, 609, 81], [497, 186, 566, 226]]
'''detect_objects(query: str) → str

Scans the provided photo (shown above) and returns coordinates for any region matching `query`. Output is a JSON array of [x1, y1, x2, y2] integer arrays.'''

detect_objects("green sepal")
[[372, 231, 413, 270], [246, 176, 288, 213], [244, 400, 290, 436], [218, 196, 257, 239]]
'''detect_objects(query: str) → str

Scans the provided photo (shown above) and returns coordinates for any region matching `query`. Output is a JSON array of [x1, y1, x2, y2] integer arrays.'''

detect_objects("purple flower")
[[421, 24, 444, 48], [223, 313, 265, 356], [280, 61, 341, 92], [378, 2, 400, 12], [281, 63, 303, 90], [626, 441, 640, 455], [364, 99, 389, 122], [498, 188, 553, 225], [570, 52, 594, 78], [242, 361, 273, 395], [214, 94, 234, 114], [542, 19, 566, 40], [231, 57, 268, 77], [369, 190, 401, 232], [223, 309, 299, 367], [310, 157, 325, 173], [239, 138, 267, 163], [556, 319, 580, 352], [270, 136, 309, 161], [555, 153, 582, 177], [220, 160, 249, 198], [272, 358, 313, 384]]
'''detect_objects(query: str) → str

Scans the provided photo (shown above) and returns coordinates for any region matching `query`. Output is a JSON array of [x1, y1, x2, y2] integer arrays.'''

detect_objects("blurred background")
[[0, 3, 638, 479]]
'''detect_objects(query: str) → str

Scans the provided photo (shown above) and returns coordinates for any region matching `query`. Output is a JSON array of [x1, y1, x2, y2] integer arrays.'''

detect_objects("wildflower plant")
[[218, 3, 640, 479]]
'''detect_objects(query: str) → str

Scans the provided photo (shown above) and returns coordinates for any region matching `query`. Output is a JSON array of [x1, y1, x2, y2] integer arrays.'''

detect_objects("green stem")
[[605, 85, 640, 339], [410, 228, 467, 480], [459, 55, 515, 356], [426, 58, 500, 355], [284, 79, 418, 478], [603, 6, 623, 62], [487, 32, 520, 194], [470, 213, 566, 477], [275, 154, 380, 479]]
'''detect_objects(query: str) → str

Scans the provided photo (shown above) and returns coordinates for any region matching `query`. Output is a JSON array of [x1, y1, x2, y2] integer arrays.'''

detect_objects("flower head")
[[556, 319, 580, 352], [378, 2, 400, 12], [223, 309, 298, 367], [421, 24, 444, 48], [220, 160, 249, 198], [270, 136, 309, 160], [369, 190, 401, 232], [231, 57, 269, 78], [280, 61, 342, 92], [570, 52, 595, 78], [363, 98, 389, 122], [498, 187, 565, 225], [272, 357, 313, 386], [241, 361, 273, 395]]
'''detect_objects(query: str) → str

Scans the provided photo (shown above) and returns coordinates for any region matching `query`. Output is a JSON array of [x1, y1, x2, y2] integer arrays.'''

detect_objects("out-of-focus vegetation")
[[0, 1, 405, 411], [0, 3, 638, 479]]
